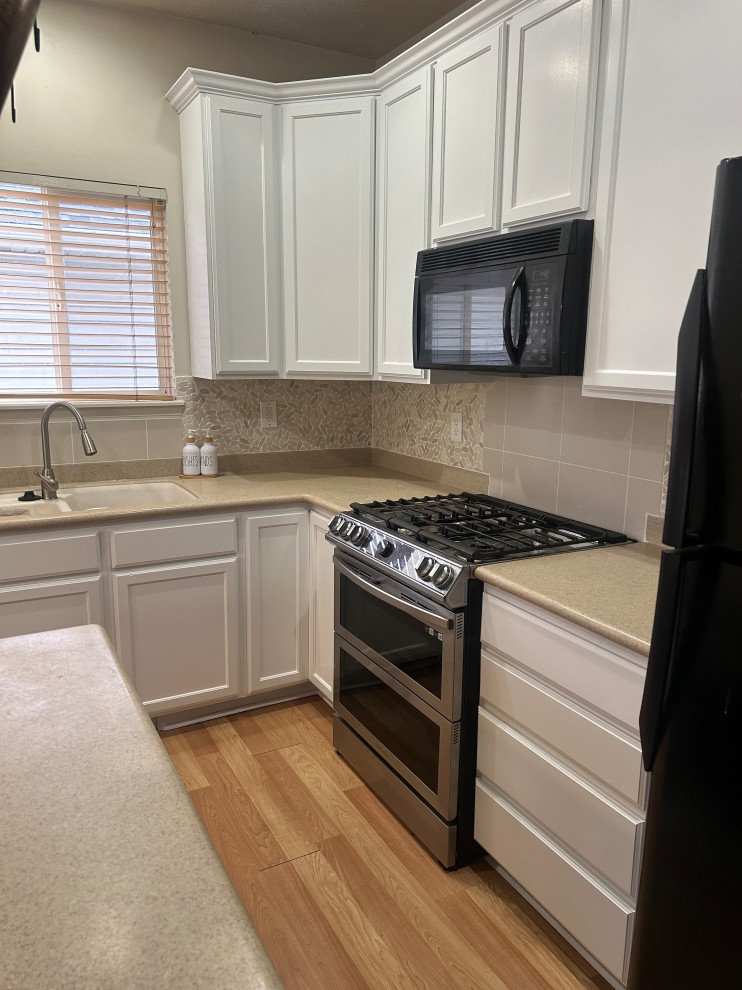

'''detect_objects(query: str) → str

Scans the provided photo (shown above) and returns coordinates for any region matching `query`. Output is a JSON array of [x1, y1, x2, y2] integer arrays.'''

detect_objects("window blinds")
[[0, 182, 175, 399]]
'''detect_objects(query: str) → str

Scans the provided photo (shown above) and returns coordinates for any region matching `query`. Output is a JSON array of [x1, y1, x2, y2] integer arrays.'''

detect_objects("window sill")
[[0, 399, 185, 417]]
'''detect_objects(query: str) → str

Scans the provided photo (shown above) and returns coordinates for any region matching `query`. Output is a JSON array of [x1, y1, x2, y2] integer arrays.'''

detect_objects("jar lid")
[[185, 435, 196, 443], [204, 435, 213, 443]]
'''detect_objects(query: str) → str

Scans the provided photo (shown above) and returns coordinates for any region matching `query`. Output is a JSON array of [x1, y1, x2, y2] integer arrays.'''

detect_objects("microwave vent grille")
[[420, 227, 562, 274]]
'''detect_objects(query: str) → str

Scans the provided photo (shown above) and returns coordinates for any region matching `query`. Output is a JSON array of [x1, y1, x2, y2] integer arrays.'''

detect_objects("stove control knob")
[[432, 564, 454, 590], [329, 515, 346, 535], [340, 519, 356, 539], [377, 540, 395, 558], [349, 525, 369, 546], [416, 556, 436, 580]]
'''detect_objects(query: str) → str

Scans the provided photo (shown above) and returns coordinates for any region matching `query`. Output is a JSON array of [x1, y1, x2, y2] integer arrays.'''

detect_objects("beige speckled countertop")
[[0, 467, 445, 533], [0, 467, 662, 657], [476, 541, 663, 657], [0, 625, 284, 990]]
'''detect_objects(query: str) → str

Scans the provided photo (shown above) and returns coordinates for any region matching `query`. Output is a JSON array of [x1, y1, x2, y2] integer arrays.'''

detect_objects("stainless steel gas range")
[[327, 492, 629, 869]]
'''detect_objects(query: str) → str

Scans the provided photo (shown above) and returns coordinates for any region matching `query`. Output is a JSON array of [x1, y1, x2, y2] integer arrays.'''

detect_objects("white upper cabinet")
[[431, 26, 502, 242], [178, 92, 281, 378], [583, 0, 742, 402], [501, 0, 600, 226], [376, 68, 432, 381], [282, 97, 375, 378]]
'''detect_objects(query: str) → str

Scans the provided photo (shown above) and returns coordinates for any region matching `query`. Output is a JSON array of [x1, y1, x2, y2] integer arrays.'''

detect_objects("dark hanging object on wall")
[[0, 0, 41, 114]]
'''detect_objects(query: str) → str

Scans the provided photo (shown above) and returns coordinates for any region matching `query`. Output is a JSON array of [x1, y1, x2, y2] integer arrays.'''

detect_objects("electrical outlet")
[[260, 401, 278, 429], [450, 411, 463, 443]]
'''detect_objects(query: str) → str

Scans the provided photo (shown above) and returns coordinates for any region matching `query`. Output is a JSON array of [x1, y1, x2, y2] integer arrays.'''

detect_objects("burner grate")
[[349, 493, 628, 563]]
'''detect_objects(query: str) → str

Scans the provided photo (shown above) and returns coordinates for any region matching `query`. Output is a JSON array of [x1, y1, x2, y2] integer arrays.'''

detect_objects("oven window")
[[339, 572, 443, 699], [338, 647, 440, 793]]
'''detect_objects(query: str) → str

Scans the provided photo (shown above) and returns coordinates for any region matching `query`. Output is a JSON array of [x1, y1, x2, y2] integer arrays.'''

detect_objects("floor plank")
[[254, 857, 371, 990], [163, 698, 611, 990]]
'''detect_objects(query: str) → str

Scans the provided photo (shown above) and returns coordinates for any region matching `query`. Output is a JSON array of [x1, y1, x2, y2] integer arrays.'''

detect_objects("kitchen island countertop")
[[0, 624, 285, 990]]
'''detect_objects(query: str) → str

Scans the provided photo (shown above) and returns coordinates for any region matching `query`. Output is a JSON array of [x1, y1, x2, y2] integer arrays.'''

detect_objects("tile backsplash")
[[481, 377, 670, 539], [371, 377, 671, 541], [1, 374, 672, 541], [177, 377, 372, 453]]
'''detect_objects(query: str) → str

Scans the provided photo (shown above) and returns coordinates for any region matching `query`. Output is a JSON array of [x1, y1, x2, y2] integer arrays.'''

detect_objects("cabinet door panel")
[[502, 0, 599, 224], [309, 510, 335, 702], [376, 68, 431, 381], [583, 0, 742, 400], [113, 558, 239, 715], [207, 95, 281, 376], [282, 98, 374, 377], [246, 510, 309, 692], [431, 26, 501, 241], [0, 576, 104, 639]]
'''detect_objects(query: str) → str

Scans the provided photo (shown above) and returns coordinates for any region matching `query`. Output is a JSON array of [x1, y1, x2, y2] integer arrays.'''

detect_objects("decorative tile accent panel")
[[177, 377, 372, 453], [661, 407, 673, 513], [371, 382, 486, 473]]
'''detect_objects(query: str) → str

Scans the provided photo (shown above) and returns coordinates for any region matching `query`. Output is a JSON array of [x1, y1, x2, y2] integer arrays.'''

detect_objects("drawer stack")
[[475, 587, 649, 984]]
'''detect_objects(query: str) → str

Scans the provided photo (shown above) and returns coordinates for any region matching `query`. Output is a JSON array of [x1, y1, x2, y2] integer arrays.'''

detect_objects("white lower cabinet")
[[113, 557, 240, 716], [476, 586, 648, 983], [308, 510, 335, 703], [245, 508, 309, 694], [0, 575, 104, 640]]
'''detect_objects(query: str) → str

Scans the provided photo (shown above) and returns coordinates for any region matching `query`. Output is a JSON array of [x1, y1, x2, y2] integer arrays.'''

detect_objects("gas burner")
[[348, 493, 628, 565]]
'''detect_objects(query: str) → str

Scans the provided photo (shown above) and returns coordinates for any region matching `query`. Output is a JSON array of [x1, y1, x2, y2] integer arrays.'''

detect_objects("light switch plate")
[[450, 412, 463, 443], [260, 401, 277, 429]]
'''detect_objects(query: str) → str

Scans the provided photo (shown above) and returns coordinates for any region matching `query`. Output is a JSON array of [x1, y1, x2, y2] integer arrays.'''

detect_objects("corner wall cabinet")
[[281, 98, 375, 378]]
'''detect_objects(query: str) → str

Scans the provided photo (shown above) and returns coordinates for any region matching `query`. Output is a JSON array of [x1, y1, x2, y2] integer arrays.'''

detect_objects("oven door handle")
[[334, 557, 454, 632]]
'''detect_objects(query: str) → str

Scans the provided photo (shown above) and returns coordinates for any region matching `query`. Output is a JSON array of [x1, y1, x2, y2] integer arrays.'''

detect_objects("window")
[[0, 178, 174, 399]]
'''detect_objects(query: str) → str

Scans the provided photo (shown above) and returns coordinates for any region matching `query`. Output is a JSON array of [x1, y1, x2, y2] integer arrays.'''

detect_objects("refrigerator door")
[[661, 271, 707, 549], [702, 156, 742, 551], [628, 550, 742, 989]]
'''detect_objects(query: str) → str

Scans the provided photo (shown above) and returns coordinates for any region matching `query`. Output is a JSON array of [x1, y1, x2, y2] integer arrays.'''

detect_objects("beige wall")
[[0, 0, 374, 376]]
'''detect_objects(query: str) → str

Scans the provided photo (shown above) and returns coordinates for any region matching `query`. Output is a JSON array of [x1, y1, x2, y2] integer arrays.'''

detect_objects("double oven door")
[[333, 550, 464, 821]]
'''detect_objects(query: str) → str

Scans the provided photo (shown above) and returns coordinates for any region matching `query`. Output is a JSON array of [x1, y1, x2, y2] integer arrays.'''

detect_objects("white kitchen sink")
[[0, 482, 197, 515], [59, 482, 198, 511]]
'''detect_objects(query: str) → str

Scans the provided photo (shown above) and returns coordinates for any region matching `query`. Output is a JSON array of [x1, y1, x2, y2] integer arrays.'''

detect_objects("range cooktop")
[[327, 492, 631, 607], [348, 492, 628, 563]]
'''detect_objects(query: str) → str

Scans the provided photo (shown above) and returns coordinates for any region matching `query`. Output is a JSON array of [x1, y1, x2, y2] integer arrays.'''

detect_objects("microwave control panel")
[[522, 267, 554, 367]]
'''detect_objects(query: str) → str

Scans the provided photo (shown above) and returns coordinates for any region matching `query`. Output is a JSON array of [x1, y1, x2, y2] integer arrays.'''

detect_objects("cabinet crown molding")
[[165, 0, 534, 113]]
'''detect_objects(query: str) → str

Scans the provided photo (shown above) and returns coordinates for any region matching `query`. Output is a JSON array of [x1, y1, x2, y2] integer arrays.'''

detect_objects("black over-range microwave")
[[412, 219, 594, 375]]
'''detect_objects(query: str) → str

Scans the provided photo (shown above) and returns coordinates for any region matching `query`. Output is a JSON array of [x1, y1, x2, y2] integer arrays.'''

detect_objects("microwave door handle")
[[334, 557, 453, 632], [503, 265, 526, 366]]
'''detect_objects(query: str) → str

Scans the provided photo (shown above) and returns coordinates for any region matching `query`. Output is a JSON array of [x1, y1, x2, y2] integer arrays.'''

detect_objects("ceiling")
[[86, 0, 480, 61]]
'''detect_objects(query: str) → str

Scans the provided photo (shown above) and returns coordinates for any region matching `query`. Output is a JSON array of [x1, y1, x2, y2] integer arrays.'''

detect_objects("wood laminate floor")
[[161, 697, 612, 990]]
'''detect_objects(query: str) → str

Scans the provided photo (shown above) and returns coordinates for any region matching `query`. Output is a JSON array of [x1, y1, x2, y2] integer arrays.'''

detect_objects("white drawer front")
[[475, 780, 633, 981], [478, 709, 642, 896], [110, 517, 237, 568], [0, 531, 99, 584], [482, 590, 645, 732], [481, 651, 645, 805]]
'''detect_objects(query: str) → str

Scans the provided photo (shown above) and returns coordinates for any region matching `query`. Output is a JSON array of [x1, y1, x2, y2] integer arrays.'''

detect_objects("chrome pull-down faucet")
[[36, 401, 98, 499]]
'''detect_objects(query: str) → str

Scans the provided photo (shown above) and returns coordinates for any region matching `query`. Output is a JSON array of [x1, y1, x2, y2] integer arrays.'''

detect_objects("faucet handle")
[[35, 470, 59, 494]]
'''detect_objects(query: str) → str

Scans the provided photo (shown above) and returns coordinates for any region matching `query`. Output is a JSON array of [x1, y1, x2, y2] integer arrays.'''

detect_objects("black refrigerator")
[[627, 156, 742, 989]]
